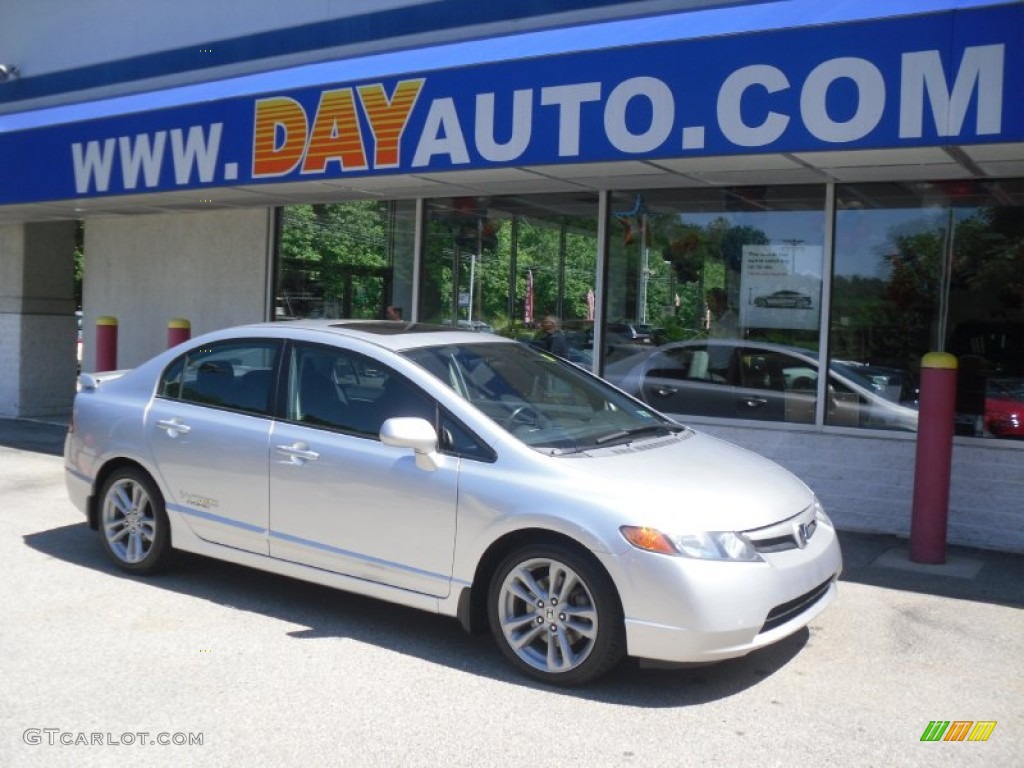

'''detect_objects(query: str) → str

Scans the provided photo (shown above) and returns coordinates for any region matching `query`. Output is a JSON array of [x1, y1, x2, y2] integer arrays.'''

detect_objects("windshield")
[[403, 342, 683, 453]]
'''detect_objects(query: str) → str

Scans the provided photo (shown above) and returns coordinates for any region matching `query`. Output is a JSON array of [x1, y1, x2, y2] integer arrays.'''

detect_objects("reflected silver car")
[[607, 339, 919, 432], [753, 290, 813, 309], [65, 321, 841, 685]]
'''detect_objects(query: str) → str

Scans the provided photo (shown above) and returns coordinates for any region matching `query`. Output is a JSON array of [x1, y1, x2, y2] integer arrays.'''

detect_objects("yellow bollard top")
[[921, 352, 957, 370], [168, 318, 191, 329], [95, 315, 118, 326]]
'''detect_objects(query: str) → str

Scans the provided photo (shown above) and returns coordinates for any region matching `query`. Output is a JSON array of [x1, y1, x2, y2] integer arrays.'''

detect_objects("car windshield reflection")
[[403, 342, 682, 453]]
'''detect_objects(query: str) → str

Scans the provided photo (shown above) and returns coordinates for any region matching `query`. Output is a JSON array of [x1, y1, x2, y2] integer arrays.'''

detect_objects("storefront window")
[[276, 200, 416, 320], [421, 194, 599, 366], [275, 180, 1023, 441], [602, 186, 827, 426], [832, 179, 1024, 438]]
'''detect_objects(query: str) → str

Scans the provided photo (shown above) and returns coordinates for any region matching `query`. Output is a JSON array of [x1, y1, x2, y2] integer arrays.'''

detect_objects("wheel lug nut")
[[536, 617, 544, 625], [559, 613, 566, 621], [536, 600, 544, 608]]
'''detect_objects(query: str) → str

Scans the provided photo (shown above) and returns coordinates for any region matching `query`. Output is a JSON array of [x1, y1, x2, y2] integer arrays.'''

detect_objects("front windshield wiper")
[[594, 423, 685, 445]]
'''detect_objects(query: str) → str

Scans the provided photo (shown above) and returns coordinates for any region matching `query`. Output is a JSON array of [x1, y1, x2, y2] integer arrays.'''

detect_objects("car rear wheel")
[[98, 468, 175, 573], [488, 543, 625, 685]]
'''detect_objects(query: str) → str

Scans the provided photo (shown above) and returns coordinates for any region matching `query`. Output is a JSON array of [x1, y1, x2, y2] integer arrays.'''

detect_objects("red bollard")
[[167, 318, 191, 348], [909, 352, 958, 564], [94, 315, 118, 372]]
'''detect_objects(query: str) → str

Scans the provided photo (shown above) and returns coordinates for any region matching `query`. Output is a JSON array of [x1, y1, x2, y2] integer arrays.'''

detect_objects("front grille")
[[746, 511, 818, 553], [759, 577, 833, 634]]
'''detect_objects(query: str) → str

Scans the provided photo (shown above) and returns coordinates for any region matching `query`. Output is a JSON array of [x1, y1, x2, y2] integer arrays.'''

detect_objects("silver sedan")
[[65, 320, 842, 685]]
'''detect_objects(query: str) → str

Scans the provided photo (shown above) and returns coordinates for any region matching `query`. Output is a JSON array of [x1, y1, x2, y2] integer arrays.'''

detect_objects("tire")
[[97, 467, 175, 574], [488, 542, 625, 686]]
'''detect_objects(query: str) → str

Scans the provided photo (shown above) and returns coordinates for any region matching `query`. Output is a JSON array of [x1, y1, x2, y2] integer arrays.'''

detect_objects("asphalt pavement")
[[1, 416, 1021, 767]]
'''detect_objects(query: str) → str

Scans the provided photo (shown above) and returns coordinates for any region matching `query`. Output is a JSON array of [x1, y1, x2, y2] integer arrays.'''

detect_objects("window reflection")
[[421, 194, 599, 368], [831, 179, 1024, 438], [272, 180, 1023, 440], [276, 201, 416, 320], [603, 186, 827, 427]]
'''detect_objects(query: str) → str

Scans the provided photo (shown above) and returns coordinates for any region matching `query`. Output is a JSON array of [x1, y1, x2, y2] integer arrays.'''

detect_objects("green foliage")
[[421, 204, 598, 330], [278, 201, 392, 316]]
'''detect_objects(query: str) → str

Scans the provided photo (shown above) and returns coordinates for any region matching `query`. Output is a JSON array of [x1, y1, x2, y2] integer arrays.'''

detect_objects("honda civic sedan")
[[65, 320, 841, 685]]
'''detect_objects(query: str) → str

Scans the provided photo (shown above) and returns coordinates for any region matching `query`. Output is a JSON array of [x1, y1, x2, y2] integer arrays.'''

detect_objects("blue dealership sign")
[[0, 4, 1020, 205]]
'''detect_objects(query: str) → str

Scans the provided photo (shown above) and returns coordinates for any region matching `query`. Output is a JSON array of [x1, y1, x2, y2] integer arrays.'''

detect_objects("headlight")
[[620, 526, 762, 562], [811, 496, 833, 528]]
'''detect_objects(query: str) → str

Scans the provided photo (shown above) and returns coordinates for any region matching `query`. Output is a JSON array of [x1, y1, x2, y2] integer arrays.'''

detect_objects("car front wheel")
[[488, 543, 625, 685], [98, 468, 175, 573]]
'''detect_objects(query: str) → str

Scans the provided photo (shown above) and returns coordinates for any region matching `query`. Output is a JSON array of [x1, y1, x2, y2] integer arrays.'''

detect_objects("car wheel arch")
[[458, 528, 623, 636]]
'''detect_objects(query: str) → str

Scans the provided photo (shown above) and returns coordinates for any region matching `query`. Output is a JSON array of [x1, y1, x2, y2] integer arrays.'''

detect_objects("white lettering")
[[604, 77, 674, 153], [71, 138, 116, 193], [476, 90, 533, 161], [540, 82, 602, 156], [717, 65, 790, 147], [801, 58, 885, 142], [170, 123, 222, 184], [900, 44, 1004, 138], [412, 98, 470, 166], [118, 132, 167, 189]]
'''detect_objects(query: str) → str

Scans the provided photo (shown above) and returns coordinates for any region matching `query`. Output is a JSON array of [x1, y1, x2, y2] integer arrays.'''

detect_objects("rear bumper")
[[64, 466, 93, 524]]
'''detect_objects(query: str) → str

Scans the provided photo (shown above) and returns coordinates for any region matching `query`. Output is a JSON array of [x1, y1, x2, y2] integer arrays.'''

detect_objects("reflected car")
[[753, 290, 813, 309], [441, 319, 494, 333], [65, 320, 841, 686], [985, 378, 1024, 438], [606, 320, 655, 344], [606, 340, 919, 432]]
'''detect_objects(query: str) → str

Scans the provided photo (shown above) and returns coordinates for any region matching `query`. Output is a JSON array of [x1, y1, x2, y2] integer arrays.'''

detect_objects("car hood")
[[559, 429, 814, 532]]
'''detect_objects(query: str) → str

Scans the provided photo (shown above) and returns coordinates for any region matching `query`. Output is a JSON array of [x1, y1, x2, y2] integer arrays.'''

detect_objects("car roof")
[[221, 319, 516, 352]]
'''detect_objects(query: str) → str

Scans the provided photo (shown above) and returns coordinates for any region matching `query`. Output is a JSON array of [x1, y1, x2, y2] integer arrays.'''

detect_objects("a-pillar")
[[0, 222, 78, 418]]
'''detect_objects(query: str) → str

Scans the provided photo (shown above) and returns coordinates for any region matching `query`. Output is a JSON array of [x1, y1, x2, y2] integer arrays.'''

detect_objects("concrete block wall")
[[696, 421, 1024, 554], [948, 439, 1024, 552], [83, 208, 274, 371], [0, 222, 77, 418]]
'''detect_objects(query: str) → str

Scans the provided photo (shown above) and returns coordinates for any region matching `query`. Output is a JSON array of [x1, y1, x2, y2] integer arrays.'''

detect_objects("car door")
[[268, 342, 458, 598], [734, 347, 818, 423], [146, 339, 281, 554], [639, 344, 736, 417]]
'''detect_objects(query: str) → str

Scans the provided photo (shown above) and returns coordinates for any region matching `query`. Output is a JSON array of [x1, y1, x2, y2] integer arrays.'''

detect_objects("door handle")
[[740, 397, 769, 409], [652, 387, 678, 397], [275, 443, 321, 464], [156, 418, 191, 437]]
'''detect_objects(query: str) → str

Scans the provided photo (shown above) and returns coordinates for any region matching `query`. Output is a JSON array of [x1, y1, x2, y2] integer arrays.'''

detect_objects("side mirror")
[[379, 417, 440, 471]]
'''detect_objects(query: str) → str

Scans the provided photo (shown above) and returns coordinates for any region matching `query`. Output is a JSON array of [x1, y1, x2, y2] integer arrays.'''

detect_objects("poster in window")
[[739, 244, 822, 331]]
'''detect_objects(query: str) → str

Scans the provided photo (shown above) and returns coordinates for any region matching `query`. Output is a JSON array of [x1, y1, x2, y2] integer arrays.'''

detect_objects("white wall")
[[0, 0, 746, 112], [0, 0, 432, 77], [697, 422, 1024, 554], [82, 208, 273, 370]]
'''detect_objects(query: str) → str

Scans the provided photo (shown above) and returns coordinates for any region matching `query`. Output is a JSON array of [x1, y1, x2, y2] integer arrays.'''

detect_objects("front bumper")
[[597, 522, 842, 664]]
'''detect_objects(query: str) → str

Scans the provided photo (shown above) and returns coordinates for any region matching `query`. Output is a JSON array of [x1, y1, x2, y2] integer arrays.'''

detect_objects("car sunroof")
[[329, 321, 457, 335]]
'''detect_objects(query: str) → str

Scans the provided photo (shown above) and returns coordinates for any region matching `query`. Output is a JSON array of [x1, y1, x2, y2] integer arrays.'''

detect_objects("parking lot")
[[1, 418, 1021, 767]]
